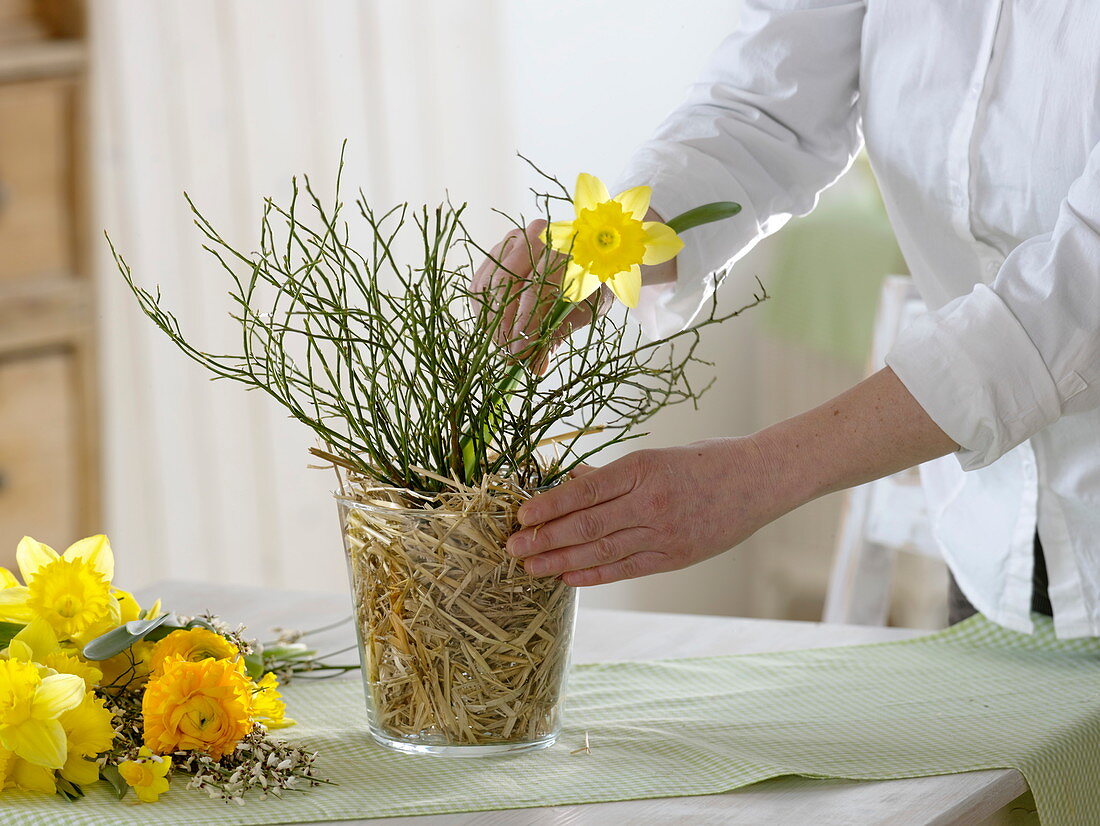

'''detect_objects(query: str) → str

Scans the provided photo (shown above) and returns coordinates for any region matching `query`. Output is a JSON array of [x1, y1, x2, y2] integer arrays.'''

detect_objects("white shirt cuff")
[[885, 284, 1062, 470]]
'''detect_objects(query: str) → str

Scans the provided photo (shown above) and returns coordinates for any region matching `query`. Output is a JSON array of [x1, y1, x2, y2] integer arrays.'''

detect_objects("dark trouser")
[[948, 534, 1053, 625]]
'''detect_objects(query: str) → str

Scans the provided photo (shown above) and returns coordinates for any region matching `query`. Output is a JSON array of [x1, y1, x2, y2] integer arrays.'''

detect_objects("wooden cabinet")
[[0, 78, 77, 281], [0, 1, 96, 571]]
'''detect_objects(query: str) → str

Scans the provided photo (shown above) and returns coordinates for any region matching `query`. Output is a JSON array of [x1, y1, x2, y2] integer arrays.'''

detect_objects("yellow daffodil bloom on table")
[[119, 746, 171, 803], [8, 618, 103, 691], [542, 173, 683, 308], [0, 658, 84, 770], [251, 671, 294, 729], [0, 535, 122, 646]]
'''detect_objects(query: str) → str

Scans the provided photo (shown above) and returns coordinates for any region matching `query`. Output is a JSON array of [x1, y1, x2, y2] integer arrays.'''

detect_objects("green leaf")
[[101, 764, 130, 801], [55, 777, 85, 802], [665, 201, 742, 234], [81, 612, 172, 660], [244, 641, 266, 680], [0, 621, 25, 648]]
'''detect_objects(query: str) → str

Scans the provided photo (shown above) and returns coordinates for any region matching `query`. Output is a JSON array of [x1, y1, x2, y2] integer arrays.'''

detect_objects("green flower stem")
[[665, 201, 742, 234], [461, 296, 575, 481]]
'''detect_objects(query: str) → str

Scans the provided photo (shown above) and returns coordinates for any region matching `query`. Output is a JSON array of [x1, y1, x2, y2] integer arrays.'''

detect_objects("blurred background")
[[0, 0, 947, 627]]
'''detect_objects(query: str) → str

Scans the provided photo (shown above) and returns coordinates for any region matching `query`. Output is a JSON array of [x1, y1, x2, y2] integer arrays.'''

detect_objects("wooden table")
[[144, 581, 1037, 826]]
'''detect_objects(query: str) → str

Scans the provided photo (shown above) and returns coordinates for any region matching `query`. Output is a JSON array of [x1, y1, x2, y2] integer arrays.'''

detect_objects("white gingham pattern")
[[2, 614, 1095, 824]]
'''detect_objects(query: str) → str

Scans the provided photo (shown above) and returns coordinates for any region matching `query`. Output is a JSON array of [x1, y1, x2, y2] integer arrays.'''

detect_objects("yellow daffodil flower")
[[143, 656, 253, 760], [0, 536, 122, 646], [119, 746, 171, 803], [6, 690, 116, 793], [0, 659, 84, 769], [58, 693, 115, 786], [113, 588, 143, 624], [251, 672, 294, 729], [8, 619, 104, 691], [542, 173, 684, 308]]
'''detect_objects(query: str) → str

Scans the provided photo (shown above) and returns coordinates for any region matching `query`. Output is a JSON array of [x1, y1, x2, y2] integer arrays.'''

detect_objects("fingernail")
[[508, 535, 526, 556]]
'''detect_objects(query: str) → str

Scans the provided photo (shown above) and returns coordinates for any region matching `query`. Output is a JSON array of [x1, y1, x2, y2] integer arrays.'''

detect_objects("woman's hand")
[[508, 367, 958, 587], [470, 219, 609, 371], [507, 437, 786, 586]]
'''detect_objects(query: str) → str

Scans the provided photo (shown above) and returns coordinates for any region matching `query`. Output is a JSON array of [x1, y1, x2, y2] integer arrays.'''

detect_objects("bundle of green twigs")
[[112, 154, 765, 494]]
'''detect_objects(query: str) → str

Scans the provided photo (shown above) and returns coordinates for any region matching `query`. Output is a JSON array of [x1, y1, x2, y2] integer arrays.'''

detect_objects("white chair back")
[[822, 276, 939, 626]]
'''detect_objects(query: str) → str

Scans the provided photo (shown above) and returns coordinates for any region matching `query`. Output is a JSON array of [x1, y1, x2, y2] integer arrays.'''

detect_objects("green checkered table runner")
[[3, 614, 1098, 824]]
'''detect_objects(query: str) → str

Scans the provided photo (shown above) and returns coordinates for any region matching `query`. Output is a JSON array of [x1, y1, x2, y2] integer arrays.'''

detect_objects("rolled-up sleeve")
[[886, 140, 1100, 469], [615, 0, 866, 339]]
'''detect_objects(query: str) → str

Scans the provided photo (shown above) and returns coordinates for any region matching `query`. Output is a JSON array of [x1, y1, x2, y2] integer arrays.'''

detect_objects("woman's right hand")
[[470, 219, 610, 372]]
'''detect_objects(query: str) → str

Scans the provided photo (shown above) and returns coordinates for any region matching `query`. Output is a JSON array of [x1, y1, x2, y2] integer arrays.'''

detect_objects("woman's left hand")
[[507, 437, 784, 585]]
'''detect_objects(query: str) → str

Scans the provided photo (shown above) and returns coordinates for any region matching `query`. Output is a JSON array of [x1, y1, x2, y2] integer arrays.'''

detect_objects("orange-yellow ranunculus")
[[147, 628, 241, 680], [142, 656, 253, 760], [542, 173, 684, 308]]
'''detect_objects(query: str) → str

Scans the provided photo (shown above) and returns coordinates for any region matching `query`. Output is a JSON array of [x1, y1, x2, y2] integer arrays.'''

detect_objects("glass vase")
[[337, 491, 578, 756]]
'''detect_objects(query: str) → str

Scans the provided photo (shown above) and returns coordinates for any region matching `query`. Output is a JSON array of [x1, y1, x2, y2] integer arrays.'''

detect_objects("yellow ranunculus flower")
[[542, 173, 684, 308], [251, 672, 294, 729], [143, 656, 253, 760], [147, 628, 241, 679], [0, 659, 84, 769], [119, 746, 171, 803], [0, 536, 122, 645]]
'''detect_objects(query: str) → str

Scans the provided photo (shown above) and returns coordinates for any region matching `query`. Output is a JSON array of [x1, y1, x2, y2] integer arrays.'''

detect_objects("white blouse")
[[617, 0, 1100, 637]]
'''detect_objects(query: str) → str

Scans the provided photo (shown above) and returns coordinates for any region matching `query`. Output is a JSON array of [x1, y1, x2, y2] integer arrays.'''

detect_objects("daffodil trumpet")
[[461, 173, 742, 479]]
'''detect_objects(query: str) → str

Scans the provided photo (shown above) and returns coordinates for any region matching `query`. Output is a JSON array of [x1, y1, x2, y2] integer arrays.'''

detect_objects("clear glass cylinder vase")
[[337, 491, 578, 756]]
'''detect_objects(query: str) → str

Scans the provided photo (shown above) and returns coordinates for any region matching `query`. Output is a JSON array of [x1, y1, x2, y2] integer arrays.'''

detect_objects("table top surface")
[[142, 581, 1028, 826]]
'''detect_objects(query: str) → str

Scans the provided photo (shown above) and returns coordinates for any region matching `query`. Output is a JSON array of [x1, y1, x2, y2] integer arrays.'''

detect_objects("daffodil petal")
[[7, 718, 67, 769], [561, 262, 602, 303], [642, 222, 685, 265], [13, 619, 60, 661], [607, 265, 643, 308], [16, 537, 58, 584], [0, 567, 20, 589], [0, 586, 32, 623], [113, 588, 142, 624], [11, 757, 57, 792], [614, 185, 652, 220], [62, 535, 114, 582], [32, 673, 85, 721], [7, 640, 32, 662], [62, 753, 101, 786], [543, 220, 577, 254], [574, 173, 609, 214]]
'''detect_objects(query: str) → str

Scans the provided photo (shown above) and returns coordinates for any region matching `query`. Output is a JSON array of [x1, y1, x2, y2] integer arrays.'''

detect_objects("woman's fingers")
[[562, 551, 672, 587], [520, 527, 656, 577], [508, 498, 636, 558], [517, 458, 638, 527]]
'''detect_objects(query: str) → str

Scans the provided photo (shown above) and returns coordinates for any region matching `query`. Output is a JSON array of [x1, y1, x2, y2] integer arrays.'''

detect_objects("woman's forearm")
[[753, 366, 959, 513]]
